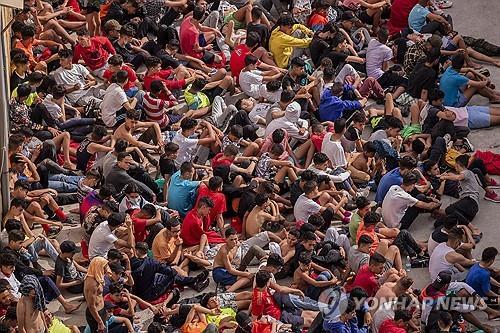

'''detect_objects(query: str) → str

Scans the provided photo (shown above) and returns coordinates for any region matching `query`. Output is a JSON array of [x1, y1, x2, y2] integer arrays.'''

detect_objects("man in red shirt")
[[143, 56, 194, 99], [73, 28, 116, 78], [379, 310, 412, 333], [129, 204, 163, 243], [180, 197, 225, 247], [195, 176, 227, 235], [102, 54, 139, 97], [351, 252, 399, 297], [230, 32, 280, 83]]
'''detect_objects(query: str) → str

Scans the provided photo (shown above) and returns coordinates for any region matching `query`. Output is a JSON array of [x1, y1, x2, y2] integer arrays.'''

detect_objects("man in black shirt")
[[309, 22, 338, 67], [112, 24, 148, 69], [246, 7, 271, 49], [282, 57, 319, 114], [407, 51, 440, 101]]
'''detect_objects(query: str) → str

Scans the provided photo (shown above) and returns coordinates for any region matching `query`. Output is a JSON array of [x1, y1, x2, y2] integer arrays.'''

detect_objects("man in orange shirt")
[[15, 25, 61, 72]]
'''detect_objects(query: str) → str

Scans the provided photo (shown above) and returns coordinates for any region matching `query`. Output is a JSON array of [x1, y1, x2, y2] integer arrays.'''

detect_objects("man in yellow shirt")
[[269, 16, 313, 68]]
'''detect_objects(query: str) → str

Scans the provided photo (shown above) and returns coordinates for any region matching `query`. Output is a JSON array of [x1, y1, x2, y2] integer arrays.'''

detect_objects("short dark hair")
[[165, 218, 180, 230], [107, 212, 126, 227], [331, 82, 344, 96], [369, 252, 386, 265], [198, 196, 214, 208], [303, 181, 318, 195], [334, 118, 347, 133], [52, 84, 66, 99], [429, 89, 445, 103], [10, 197, 26, 209], [355, 196, 371, 209], [301, 231, 317, 242], [58, 48, 73, 59], [481, 247, 498, 262], [4, 219, 21, 233], [20, 25, 35, 39], [91, 125, 108, 140], [192, 5, 205, 20], [267, 253, 285, 268], [245, 31, 261, 48], [251, 6, 263, 19], [180, 161, 194, 174], [399, 156, 417, 170], [0, 253, 17, 267], [164, 142, 179, 154], [394, 309, 412, 322], [244, 54, 259, 66], [364, 211, 381, 225], [150, 80, 165, 94], [447, 226, 464, 240], [145, 56, 162, 69], [277, 15, 294, 27], [8, 230, 24, 243], [377, 28, 389, 44], [255, 270, 272, 288], [290, 57, 305, 68], [77, 28, 90, 36], [115, 70, 129, 84], [180, 117, 198, 131], [14, 179, 30, 191], [280, 89, 295, 103], [114, 139, 129, 153], [141, 204, 156, 217], [208, 176, 223, 191], [147, 322, 164, 333], [108, 54, 124, 66], [402, 171, 420, 185], [358, 234, 374, 246], [455, 154, 470, 168], [323, 67, 336, 81], [269, 143, 284, 156], [298, 251, 312, 264], [223, 144, 239, 157], [224, 226, 237, 238], [352, 111, 366, 123], [120, 24, 136, 37], [17, 84, 32, 98], [254, 193, 269, 206], [300, 170, 317, 182], [229, 124, 243, 138], [117, 152, 131, 161], [411, 139, 425, 155], [200, 292, 217, 308], [313, 152, 329, 165], [386, 117, 404, 130], [271, 129, 285, 143], [12, 52, 29, 65], [451, 54, 465, 70], [124, 183, 140, 194]]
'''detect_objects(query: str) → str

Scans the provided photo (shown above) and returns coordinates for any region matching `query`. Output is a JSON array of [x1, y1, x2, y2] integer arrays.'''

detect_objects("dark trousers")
[[445, 196, 479, 223], [227, 110, 259, 140], [392, 230, 421, 257], [428, 136, 447, 164], [377, 70, 408, 88], [38, 276, 61, 302], [85, 307, 108, 333], [238, 245, 267, 271], [400, 193, 428, 230]]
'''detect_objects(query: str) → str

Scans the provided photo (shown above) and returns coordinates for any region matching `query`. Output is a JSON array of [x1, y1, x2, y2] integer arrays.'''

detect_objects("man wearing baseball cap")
[[337, 11, 371, 52]]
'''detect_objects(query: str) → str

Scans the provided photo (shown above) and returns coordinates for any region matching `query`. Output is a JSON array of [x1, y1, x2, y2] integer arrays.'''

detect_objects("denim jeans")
[[28, 237, 59, 262], [306, 271, 334, 301], [48, 174, 83, 193]]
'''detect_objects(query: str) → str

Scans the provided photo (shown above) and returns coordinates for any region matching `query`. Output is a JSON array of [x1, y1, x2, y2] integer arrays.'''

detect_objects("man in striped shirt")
[[143, 80, 181, 130]]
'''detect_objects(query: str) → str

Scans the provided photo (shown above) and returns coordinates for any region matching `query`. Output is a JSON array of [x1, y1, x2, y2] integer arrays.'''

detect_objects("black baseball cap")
[[341, 11, 360, 22], [108, 261, 125, 273], [60, 240, 80, 254], [432, 271, 452, 289]]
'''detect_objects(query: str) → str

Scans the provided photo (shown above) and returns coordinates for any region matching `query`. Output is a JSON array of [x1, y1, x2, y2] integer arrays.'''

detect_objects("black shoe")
[[62, 217, 79, 226], [192, 278, 210, 292], [166, 288, 180, 308], [195, 269, 209, 283], [410, 257, 429, 268]]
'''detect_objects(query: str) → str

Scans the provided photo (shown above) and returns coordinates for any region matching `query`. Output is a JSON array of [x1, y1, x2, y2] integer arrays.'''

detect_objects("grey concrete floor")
[[44, 0, 500, 329]]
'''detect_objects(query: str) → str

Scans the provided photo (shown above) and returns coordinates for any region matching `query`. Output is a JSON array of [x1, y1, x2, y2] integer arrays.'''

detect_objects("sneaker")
[[166, 288, 181, 308], [46, 226, 62, 239], [62, 217, 79, 226], [192, 277, 210, 292], [410, 257, 429, 268], [484, 191, 500, 203], [443, 133, 453, 150], [462, 137, 475, 152], [488, 178, 500, 189], [195, 269, 210, 283], [435, 0, 452, 9], [356, 188, 370, 198]]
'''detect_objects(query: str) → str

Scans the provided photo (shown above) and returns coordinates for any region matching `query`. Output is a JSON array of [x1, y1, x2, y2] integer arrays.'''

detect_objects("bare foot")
[[64, 301, 82, 314], [468, 62, 482, 69]]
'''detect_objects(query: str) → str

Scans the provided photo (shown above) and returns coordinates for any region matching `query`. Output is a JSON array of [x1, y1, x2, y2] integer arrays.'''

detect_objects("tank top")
[[76, 138, 92, 172], [429, 242, 455, 281]]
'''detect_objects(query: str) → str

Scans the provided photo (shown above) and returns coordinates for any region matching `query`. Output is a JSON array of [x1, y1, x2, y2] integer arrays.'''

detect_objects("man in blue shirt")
[[319, 82, 367, 122], [375, 156, 417, 203], [440, 54, 500, 107], [167, 162, 202, 217], [466, 247, 499, 298], [408, 0, 451, 34]]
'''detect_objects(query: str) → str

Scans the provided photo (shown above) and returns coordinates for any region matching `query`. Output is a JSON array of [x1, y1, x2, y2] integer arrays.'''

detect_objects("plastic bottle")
[[405, 255, 412, 273]]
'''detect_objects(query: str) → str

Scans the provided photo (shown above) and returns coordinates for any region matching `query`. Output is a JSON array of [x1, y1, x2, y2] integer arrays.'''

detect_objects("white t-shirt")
[[294, 193, 321, 222], [239, 70, 263, 98], [321, 132, 347, 167], [366, 39, 393, 80], [372, 301, 396, 333], [0, 271, 21, 299], [448, 106, 468, 127], [53, 64, 90, 104], [368, 129, 390, 145], [381, 185, 419, 228], [42, 95, 63, 120], [172, 130, 199, 168], [248, 102, 272, 125], [101, 83, 128, 127], [88, 221, 118, 259]]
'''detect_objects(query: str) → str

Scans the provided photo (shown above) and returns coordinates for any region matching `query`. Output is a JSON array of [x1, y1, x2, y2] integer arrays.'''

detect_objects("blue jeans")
[[58, 117, 95, 130], [48, 174, 83, 193], [306, 271, 333, 301], [28, 238, 59, 262]]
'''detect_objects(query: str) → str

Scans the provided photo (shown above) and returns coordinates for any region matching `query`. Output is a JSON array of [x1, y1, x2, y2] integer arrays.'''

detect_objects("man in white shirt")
[[53, 49, 104, 107], [321, 118, 348, 168], [88, 212, 134, 259], [381, 171, 441, 229], [101, 70, 140, 127], [265, 100, 309, 141], [239, 54, 283, 102], [0, 252, 21, 299], [172, 118, 217, 168]]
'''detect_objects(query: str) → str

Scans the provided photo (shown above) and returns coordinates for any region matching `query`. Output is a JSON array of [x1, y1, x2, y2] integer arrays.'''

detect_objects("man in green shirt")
[[348, 196, 372, 244]]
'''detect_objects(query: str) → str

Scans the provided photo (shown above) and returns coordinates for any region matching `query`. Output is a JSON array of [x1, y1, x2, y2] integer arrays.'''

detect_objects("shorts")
[[224, 12, 246, 30], [377, 71, 408, 89], [466, 106, 491, 128], [451, 93, 469, 107], [203, 86, 225, 103], [212, 267, 237, 285], [281, 309, 304, 327], [217, 292, 238, 312]]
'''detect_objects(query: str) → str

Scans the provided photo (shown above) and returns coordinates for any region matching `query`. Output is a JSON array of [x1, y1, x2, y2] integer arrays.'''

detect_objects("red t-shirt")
[[356, 223, 379, 255], [180, 208, 225, 246], [130, 209, 148, 242], [143, 69, 186, 96], [103, 65, 137, 91], [211, 153, 233, 169], [351, 264, 379, 297], [251, 287, 281, 320], [230, 44, 261, 83], [195, 184, 227, 230], [379, 319, 408, 333], [387, 0, 419, 35], [311, 126, 334, 151], [73, 37, 116, 70], [179, 16, 203, 59]]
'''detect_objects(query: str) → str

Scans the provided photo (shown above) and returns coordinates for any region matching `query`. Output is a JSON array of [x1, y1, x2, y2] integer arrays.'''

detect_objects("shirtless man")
[[244, 193, 286, 240], [373, 276, 414, 303], [17, 276, 46, 333], [269, 228, 300, 264], [84, 257, 109, 333], [293, 252, 337, 298], [212, 228, 254, 292], [348, 141, 382, 184], [113, 109, 163, 166]]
